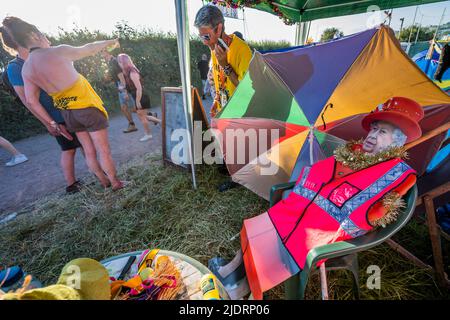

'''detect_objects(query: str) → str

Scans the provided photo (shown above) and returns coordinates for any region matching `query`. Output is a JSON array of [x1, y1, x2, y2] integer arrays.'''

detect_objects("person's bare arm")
[[13, 85, 46, 124], [130, 71, 143, 109], [53, 39, 119, 61], [117, 73, 126, 89], [14, 85, 72, 139], [22, 75, 59, 135]]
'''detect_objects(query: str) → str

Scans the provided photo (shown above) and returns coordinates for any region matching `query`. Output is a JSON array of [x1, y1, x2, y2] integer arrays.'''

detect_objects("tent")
[[214, 0, 446, 23], [211, 25, 450, 200], [413, 40, 450, 92]]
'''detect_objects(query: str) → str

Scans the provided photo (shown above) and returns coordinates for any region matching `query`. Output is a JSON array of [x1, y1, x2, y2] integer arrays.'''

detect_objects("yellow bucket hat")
[[1, 258, 110, 300]]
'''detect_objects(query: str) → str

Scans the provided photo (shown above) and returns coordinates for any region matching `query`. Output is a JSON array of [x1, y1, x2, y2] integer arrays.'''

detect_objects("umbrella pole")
[[405, 122, 450, 151]]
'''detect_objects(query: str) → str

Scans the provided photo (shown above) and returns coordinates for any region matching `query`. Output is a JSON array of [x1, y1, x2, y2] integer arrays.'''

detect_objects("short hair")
[[0, 26, 19, 55], [194, 5, 224, 30], [1, 16, 41, 49]]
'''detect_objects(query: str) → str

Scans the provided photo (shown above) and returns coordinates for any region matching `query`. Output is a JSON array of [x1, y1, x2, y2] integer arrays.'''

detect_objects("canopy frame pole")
[[295, 16, 311, 46], [174, 0, 197, 189]]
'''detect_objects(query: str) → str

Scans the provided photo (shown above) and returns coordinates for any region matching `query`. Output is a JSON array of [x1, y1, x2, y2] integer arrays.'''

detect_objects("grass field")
[[1, 153, 448, 299]]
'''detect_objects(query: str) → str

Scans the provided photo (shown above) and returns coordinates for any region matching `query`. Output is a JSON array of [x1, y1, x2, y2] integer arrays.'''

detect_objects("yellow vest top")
[[49, 74, 108, 118], [211, 34, 252, 110]]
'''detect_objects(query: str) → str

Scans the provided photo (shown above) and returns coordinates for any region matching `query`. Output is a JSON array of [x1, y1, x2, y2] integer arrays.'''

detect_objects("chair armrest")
[[270, 182, 296, 206], [305, 241, 357, 270]]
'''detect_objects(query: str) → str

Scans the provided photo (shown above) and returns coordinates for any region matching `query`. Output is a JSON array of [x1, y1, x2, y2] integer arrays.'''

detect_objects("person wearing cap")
[[223, 97, 424, 300]]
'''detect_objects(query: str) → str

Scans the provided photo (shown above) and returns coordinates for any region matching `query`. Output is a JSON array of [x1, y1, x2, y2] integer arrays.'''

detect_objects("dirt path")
[[0, 107, 163, 216]]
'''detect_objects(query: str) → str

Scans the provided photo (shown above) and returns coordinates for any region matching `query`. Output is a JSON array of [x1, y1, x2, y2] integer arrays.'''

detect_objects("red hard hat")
[[362, 97, 424, 143]]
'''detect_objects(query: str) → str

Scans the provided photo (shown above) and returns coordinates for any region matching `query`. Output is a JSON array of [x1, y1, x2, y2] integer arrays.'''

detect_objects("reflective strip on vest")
[[293, 162, 411, 237]]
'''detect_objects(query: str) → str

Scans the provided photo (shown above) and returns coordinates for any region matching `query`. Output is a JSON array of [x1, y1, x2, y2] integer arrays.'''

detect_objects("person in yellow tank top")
[[3, 16, 126, 191], [50, 74, 108, 119], [194, 5, 252, 117]]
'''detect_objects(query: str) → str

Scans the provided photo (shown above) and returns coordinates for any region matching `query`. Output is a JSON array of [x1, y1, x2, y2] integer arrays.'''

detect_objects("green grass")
[[0, 153, 448, 299]]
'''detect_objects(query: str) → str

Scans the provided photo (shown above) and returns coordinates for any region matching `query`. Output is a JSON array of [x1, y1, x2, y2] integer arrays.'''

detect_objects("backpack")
[[0, 61, 23, 105]]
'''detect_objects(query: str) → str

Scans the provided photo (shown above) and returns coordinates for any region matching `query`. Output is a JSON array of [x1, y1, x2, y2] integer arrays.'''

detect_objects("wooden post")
[[385, 239, 434, 271], [424, 195, 449, 287]]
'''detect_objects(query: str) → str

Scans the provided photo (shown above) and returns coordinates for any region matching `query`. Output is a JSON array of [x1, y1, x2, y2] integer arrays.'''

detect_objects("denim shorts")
[[118, 89, 135, 108]]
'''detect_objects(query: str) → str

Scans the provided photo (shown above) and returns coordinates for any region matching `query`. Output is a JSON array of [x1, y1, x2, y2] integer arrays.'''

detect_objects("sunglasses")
[[200, 34, 211, 41], [199, 25, 219, 42]]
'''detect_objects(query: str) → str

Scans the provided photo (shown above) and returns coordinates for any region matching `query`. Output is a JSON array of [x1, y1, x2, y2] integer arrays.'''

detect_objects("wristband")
[[223, 64, 233, 76]]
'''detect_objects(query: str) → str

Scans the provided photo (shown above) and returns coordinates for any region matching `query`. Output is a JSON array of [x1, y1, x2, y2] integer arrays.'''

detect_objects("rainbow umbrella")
[[211, 26, 450, 200]]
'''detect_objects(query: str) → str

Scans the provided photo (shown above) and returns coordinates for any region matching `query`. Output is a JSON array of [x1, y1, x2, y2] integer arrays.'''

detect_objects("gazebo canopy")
[[207, 1, 447, 24]]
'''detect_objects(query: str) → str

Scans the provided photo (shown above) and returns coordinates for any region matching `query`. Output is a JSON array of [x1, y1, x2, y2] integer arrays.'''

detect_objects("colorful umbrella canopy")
[[211, 26, 450, 200]]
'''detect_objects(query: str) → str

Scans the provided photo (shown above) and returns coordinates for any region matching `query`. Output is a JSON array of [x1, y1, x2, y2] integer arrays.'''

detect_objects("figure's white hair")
[[392, 128, 407, 147]]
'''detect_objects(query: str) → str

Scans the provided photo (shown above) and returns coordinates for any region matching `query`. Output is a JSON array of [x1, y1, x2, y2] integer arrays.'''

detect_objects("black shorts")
[[131, 92, 151, 109], [54, 126, 82, 151]]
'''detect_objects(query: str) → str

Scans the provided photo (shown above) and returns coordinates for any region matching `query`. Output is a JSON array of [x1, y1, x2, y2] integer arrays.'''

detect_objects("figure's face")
[[197, 23, 222, 50], [362, 121, 396, 154]]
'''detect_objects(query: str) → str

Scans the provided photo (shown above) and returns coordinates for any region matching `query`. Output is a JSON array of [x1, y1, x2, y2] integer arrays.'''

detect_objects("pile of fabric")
[[110, 249, 184, 300]]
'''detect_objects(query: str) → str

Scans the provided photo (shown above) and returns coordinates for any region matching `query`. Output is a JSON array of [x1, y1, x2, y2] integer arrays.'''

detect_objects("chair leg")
[[348, 254, 360, 300], [284, 273, 300, 299], [299, 269, 310, 300]]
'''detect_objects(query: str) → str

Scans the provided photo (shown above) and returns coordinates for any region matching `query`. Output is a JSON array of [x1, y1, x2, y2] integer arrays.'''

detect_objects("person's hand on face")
[[198, 26, 216, 50], [362, 121, 396, 154], [214, 44, 228, 68]]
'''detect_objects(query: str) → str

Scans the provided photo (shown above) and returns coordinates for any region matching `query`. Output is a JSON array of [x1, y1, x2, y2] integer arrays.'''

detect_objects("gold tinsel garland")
[[333, 140, 409, 228], [333, 140, 408, 171], [371, 192, 406, 228]]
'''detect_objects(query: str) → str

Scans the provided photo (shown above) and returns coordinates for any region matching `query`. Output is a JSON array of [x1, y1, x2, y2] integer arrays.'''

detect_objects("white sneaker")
[[139, 134, 152, 142], [6, 154, 28, 167]]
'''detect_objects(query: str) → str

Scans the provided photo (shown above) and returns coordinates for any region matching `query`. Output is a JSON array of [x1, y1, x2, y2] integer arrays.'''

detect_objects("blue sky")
[[1, 0, 449, 43]]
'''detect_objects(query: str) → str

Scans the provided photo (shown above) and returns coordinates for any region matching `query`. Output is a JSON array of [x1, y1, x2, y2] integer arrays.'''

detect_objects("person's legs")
[[0, 136, 21, 156], [60, 149, 77, 187], [119, 91, 137, 133], [121, 104, 134, 124], [75, 131, 110, 187], [1, 136, 28, 167], [88, 128, 122, 189], [146, 114, 161, 124], [136, 109, 151, 136], [202, 79, 208, 99]]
